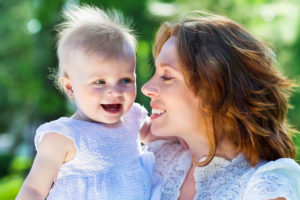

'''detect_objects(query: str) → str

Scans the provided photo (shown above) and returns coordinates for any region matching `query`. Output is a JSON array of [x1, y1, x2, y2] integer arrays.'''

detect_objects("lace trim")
[[149, 140, 300, 200]]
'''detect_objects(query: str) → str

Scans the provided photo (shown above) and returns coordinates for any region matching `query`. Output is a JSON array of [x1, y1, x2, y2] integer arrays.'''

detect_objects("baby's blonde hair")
[[55, 5, 136, 91]]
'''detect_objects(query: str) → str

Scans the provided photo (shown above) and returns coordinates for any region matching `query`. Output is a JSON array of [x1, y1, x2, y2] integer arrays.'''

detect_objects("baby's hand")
[[139, 117, 152, 144]]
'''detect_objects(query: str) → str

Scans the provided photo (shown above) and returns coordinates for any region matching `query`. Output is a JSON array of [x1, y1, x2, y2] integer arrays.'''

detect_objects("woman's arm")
[[16, 132, 75, 200]]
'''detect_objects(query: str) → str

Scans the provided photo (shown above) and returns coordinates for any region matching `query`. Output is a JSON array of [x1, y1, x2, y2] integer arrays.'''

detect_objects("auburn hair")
[[153, 12, 296, 166]]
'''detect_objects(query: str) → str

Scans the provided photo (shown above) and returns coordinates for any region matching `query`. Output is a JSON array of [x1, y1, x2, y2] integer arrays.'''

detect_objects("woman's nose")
[[141, 78, 159, 98]]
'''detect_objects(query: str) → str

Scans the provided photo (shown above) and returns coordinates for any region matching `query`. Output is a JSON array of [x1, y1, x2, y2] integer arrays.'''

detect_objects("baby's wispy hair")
[[53, 5, 136, 92]]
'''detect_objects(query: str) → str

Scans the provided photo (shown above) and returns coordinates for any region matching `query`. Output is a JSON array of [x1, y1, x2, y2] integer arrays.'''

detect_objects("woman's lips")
[[150, 108, 166, 120], [101, 104, 122, 114]]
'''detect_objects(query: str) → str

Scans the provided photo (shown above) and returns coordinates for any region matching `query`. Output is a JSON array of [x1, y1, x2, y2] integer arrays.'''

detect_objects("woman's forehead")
[[155, 37, 180, 70]]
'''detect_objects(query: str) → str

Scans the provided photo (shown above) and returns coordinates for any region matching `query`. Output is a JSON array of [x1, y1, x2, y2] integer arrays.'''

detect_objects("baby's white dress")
[[34, 103, 161, 200], [147, 139, 300, 200]]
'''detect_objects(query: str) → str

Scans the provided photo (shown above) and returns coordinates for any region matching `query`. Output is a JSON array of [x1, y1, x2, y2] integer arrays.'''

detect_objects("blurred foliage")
[[0, 0, 299, 199]]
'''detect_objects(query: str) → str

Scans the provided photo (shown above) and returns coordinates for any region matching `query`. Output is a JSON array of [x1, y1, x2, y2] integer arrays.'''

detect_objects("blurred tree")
[[0, 0, 67, 197]]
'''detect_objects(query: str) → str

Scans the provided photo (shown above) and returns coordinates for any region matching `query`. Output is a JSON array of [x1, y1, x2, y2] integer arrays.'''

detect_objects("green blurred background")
[[0, 0, 299, 199]]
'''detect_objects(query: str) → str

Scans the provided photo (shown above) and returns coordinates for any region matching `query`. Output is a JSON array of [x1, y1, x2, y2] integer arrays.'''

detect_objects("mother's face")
[[142, 37, 203, 138]]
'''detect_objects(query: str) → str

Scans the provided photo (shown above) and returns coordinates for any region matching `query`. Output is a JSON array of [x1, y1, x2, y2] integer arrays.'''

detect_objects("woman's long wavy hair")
[[153, 12, 297, 166]]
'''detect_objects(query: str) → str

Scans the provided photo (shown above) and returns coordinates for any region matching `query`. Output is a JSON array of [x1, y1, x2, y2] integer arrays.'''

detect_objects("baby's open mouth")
[[101, 104, 122, 113]]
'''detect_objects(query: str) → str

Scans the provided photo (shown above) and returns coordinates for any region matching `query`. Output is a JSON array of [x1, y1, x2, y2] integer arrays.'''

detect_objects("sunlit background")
[[0, 0, 300, 198]]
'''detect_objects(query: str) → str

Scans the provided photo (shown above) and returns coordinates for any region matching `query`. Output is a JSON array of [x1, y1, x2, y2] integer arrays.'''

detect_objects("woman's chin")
[[151, 126, 172, 137]]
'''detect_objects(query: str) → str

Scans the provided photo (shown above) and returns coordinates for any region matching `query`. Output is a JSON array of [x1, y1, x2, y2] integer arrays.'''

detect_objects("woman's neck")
[[215, 138, 239, 160], [182, 132, 239, 162]]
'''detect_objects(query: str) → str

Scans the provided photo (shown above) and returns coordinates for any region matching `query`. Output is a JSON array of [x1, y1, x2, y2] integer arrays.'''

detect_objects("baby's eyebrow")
[[87, 74, 104, 81]]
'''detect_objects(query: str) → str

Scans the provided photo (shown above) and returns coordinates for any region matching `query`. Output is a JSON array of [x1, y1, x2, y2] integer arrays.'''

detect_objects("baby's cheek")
[[123, 90, 136, 105], [127, 86, 137, 98]]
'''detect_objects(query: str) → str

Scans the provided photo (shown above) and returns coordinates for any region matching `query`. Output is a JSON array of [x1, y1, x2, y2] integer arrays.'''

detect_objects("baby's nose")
[[108, 85, 123, 96]]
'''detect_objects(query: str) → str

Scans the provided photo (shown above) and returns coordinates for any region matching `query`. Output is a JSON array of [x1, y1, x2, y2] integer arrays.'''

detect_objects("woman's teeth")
[[152, 109, 166, 115]]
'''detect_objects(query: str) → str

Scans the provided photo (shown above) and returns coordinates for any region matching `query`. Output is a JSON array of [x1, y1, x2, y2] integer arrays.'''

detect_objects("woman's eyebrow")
[[156, 62, 179, 72]]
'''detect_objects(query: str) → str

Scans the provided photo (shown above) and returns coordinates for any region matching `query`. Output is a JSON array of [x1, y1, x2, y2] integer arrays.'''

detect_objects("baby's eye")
[[120, 78, 133, 84], [95, 80, 105, 84]]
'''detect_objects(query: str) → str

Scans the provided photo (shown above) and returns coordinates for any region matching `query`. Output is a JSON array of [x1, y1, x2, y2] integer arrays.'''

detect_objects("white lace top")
[[34, 103, 161, 200], [147, 139, 300, 200]]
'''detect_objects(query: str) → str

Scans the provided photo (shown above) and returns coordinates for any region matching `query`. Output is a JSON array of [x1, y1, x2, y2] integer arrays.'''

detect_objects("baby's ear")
[[60, 76, 74, 99]]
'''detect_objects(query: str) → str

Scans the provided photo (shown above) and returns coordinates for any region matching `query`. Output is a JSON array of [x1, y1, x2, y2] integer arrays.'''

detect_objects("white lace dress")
[[147, 139, 300, 200], [34, 103, 161, 200]]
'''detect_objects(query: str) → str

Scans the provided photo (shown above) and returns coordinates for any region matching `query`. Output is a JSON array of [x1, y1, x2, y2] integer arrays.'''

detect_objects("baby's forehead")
[[62, 42, 136, 69], [64, 48, 136, 74], [64, 37, 135, 59], [78, 46, 135, 63], [63, 25, 135, 53]]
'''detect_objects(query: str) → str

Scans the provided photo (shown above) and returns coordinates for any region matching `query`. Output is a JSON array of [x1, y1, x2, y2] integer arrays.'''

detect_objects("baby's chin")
[[98, 115, 123, 126]]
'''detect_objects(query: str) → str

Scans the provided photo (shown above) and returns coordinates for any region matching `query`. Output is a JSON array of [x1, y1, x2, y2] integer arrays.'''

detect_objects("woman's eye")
[[161, 75, 173, 81], [95, 80, 105, 84], [120, 78, 132, 84]]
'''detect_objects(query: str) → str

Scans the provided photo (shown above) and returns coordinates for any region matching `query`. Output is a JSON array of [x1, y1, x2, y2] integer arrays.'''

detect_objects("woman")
[[141, 12, 300, 200]]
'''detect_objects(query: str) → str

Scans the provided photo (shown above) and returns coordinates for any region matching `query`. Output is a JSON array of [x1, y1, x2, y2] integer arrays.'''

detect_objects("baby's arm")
[[16, 132, 75, 200]]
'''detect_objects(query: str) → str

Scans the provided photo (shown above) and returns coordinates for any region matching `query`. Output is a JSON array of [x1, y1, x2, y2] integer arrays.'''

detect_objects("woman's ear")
[[60, 76, 74, 99]]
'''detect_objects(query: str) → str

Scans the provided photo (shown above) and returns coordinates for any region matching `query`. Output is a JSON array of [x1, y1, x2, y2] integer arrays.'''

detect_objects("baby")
[[16, 5, 160, 200]]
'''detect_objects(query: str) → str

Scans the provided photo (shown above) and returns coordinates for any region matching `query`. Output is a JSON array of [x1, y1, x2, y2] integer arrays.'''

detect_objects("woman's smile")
[[150, 103, 166, 120], [150, 108, 166, 120], [142, 37, 203, 138]]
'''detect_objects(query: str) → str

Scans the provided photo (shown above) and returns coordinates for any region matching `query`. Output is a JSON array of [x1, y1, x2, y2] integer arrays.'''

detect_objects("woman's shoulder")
[[253, 158, 300, 185], [256, 158, 300, 174], [243, 158, 300, 199]]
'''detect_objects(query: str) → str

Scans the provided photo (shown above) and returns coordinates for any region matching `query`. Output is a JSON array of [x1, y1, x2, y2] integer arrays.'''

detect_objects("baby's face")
[[63, 50, 136, 124]]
